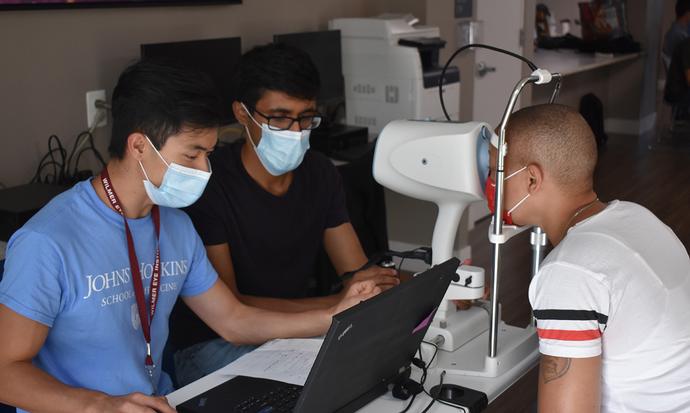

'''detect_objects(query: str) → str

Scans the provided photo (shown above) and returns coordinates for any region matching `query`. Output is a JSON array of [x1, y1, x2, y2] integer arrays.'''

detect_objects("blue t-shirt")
[[0, 179, 218, 403]]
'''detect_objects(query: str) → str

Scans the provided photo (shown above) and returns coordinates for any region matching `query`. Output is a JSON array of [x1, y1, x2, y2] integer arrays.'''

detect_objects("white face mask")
[[139, 136, 212, 208], [504, 166, 530, 217], [487, 165, 529, 225], [241, 103, 310, 176]]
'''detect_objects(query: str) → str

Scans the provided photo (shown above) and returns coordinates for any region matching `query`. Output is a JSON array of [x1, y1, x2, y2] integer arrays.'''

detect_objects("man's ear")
[[126, 133, 148, 162], [527, 163, 544, 194], [232, 101, 250, 127]]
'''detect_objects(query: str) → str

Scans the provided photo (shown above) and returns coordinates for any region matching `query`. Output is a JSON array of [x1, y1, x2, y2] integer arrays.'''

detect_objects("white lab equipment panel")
[[330, 16, 460, 134]]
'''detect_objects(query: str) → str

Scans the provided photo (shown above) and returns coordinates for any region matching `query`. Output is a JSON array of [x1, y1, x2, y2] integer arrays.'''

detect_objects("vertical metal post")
[[530, 226, 547, 277], [488, 75, 538, 358]]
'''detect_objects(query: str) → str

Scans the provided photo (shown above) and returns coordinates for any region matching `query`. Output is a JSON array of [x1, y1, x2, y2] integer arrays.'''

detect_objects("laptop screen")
[[294, 258, 458, 412], [176, 258, 458, 413]]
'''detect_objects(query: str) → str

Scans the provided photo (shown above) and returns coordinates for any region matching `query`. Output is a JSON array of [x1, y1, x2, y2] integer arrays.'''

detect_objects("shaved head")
[[505, 104, 597, 194]]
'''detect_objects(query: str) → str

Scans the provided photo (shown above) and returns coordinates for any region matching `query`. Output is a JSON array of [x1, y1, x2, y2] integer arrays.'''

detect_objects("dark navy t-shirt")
[[186, 139, 349, 297], [170, 140, 349, 347]]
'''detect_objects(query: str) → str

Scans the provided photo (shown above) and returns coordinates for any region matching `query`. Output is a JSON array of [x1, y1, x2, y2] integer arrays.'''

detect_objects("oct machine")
[[373, 51, 561, 405], [330, 16, 460, 134]]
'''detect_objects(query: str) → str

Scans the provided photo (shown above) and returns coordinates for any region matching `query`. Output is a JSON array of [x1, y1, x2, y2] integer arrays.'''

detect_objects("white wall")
[[0, 0, 407, 188]]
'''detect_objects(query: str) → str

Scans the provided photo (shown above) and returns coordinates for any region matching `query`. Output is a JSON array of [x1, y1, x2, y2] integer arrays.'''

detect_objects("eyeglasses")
[[251, 108, 323, 131]]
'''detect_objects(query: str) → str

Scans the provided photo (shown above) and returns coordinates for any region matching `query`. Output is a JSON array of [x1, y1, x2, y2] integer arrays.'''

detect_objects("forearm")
[[237, 293, 341, 313], [0, 360, 106, 413], [218, 302, 333, 345]]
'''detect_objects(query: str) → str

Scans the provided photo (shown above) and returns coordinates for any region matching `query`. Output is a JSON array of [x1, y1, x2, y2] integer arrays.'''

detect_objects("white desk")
[[533, 48, 641, 77], [166, 345, 538, 412]]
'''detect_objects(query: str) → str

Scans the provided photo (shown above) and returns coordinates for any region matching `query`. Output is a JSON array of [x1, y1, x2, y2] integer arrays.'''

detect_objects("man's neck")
[[240, 139, 293, 196], [539, 190, 604, 247], [92, 159, 154, 219]]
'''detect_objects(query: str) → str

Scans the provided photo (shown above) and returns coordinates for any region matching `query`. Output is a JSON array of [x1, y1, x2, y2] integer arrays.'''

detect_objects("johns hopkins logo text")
[[82, 260, 188, 307]]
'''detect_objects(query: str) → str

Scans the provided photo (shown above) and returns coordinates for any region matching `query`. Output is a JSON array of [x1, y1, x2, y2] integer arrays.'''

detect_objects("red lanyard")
[[100, 168, 161, 389]]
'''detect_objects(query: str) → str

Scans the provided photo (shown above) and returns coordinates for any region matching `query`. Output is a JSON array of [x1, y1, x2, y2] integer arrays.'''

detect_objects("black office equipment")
[[141, 37, 242, 124], [0, 183, 67, 241], [177, 258, 459, 413], [309, 124, 369, 161], [274, 30, 369, 157], [273, 30, 344, 108]]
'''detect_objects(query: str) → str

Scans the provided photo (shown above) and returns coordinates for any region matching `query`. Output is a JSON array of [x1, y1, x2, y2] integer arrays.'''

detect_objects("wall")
[[426, 0, 475, 121], [0, 0, 396, 188]]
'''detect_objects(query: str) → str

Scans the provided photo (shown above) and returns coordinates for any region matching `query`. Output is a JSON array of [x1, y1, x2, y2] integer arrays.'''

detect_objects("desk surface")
[[533, 48, 641, 77], [166, 350, 538, 412]]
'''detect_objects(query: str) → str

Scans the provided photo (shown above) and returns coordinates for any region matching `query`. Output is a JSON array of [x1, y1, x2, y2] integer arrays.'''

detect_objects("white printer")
[[329, 15, 460, 134]]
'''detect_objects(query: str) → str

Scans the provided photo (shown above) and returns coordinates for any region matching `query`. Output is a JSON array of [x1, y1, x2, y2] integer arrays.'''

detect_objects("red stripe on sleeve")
[[537, 328, 601, 341]]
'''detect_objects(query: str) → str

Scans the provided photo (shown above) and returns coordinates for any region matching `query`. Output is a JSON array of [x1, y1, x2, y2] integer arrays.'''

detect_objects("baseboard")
[[604, 112, 657, 135], [388, 240, 471, 273]]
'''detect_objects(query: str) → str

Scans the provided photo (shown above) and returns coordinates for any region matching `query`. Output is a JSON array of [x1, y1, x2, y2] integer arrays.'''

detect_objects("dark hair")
[[677, 0, 690, 18], [233, 43, 320, 109], [109, 59, 223, 159]]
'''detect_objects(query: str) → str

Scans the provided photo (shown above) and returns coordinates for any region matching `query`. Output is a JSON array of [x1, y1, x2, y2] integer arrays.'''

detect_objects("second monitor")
[[273, 30, 345, 117], [141, 37, 242, 124]]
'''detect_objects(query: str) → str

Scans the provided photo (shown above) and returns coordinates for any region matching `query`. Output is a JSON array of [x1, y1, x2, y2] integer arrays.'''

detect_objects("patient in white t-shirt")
[[488, 104, 690, 413]]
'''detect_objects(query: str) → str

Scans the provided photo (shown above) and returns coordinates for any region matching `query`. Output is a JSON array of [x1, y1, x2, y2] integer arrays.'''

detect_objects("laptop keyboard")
[[234, 384, 302, 413]]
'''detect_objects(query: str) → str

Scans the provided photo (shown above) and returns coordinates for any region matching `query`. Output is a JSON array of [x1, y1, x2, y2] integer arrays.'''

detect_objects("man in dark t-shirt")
[[171, 44, 399, 386]]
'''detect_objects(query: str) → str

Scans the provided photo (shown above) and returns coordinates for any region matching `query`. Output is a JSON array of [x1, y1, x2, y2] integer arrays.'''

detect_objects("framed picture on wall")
[[0, 0, 241, 11]]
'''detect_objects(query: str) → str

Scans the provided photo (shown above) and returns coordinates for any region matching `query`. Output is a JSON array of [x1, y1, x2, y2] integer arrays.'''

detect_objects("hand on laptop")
[[344, 266, 400, 292], [86, 392, 176, 413], [331, 280, 382, 316]]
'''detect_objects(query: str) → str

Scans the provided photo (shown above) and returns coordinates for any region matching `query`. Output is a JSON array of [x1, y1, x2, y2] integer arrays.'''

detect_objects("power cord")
[[30, 130, 106, 185], [421, 370, 445, 413], [397, 340, 439, 413], [438, 43, 539, 122], [399, 340, 469, 412]]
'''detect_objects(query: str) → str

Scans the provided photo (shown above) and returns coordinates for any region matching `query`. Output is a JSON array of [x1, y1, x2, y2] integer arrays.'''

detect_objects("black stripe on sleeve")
[[533, 309, 608, 325]]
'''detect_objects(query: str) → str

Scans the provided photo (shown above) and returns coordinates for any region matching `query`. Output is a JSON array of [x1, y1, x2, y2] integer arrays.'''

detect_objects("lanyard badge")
[[101, 168, 161, 394]]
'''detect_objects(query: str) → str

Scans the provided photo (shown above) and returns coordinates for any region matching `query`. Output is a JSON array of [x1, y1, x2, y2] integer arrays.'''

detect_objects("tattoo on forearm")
[[542, 356, 572, 383]]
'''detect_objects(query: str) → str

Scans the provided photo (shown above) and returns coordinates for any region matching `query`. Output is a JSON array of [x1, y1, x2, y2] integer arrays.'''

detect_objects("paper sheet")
[[217, 338, 323, 386]]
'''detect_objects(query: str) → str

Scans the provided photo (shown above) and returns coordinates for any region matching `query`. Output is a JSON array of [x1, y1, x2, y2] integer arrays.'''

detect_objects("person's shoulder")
[[594, 200, 660, 227]]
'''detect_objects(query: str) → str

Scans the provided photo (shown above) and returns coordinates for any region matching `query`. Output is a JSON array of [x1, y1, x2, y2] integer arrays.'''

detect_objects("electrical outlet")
[[86, 89, 107, 129]]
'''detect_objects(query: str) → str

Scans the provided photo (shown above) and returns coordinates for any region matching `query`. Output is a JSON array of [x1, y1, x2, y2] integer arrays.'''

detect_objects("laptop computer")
[[177, 258, 459, 413]]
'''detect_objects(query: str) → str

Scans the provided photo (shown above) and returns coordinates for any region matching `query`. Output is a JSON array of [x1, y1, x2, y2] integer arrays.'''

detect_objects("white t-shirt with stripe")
[[529, 200, 690, 412]]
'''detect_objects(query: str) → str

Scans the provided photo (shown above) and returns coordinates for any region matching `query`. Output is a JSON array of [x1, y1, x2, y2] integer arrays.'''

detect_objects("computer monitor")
[[141, 37, 242, 124], [273, 30, 344, 105]]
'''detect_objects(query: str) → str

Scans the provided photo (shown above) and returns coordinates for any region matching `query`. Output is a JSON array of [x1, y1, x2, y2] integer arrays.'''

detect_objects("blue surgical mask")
[[242, 103, 310, 176], [139, 136, 212, 208]]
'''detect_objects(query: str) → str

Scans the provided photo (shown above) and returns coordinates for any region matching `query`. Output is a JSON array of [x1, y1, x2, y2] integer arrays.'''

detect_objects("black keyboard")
[[234, 384, 302, 413]]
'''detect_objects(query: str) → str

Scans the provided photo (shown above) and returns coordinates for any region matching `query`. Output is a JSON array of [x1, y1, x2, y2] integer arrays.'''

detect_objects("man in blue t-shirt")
[[0, 60, 379, 413]]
